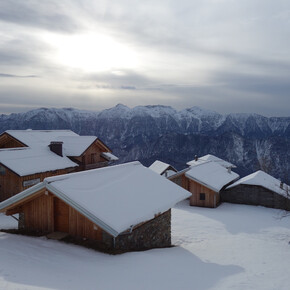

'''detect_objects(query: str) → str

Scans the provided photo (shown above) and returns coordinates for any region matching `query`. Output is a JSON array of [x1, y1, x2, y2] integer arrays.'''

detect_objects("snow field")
[[1, 201, 290, 289], [173, 202, 290, 289]]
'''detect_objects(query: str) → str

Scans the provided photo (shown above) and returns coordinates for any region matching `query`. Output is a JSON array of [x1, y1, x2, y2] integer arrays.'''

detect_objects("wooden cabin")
[[0, 165, 72, 202], [0, 130, 118, 201], [0, 162, 190, 252], [0, 147, 77, 202], [184, 177, 220, 208], [149, 160, 177, 178], [221, 170, 290, 211], [0, 130, 118, 170], [180, 161, 239, 208]]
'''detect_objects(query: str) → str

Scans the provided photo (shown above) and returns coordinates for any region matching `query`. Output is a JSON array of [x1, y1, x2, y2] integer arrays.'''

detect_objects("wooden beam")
[[5, 207, 22, 216], [2, 189, 46, 212]]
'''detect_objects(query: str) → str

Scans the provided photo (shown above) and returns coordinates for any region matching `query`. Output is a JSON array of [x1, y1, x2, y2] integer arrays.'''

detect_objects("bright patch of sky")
[[0, 0, 289, 116]]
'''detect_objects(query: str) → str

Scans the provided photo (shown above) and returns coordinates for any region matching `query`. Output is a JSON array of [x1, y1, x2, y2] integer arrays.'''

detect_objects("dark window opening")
[[0, 166, 6, 176], [91, 153, 97, 164], [200, 193, 205, 200]]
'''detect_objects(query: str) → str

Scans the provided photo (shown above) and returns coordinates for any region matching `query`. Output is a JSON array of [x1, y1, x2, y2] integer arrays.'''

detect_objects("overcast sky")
[[0, 0, 289, 116]]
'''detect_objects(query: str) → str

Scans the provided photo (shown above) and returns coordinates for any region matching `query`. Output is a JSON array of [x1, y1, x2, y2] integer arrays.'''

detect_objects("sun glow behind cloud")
[[43, 33, 139, 72], [1, 0, 290, 116]]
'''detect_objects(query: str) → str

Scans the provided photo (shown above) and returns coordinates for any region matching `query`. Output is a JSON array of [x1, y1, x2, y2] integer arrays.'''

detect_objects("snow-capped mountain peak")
[[0, 105, 289, 181]]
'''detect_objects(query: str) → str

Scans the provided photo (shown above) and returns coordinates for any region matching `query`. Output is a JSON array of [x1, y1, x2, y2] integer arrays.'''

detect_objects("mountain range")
[[0, 104, 289, 182]]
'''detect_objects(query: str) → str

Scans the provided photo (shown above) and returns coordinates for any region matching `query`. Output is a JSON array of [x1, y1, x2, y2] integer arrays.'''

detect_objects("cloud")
[[213, 72, 290, 97], [120, 85, 136, 90], [0, 73, 38, 78], [0, 1, 79, 33], [93, 84, 136, 90], [0, 0, 289, 117], [0, 32, 54, 70], [82, 70, 163, 91]]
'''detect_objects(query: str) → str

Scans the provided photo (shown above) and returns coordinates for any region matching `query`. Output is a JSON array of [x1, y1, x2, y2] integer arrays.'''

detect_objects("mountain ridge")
[[0, 104, 289, 182]]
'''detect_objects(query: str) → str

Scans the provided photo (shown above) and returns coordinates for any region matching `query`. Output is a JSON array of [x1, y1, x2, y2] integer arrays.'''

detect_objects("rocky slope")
[[0, 104, 289, 181]]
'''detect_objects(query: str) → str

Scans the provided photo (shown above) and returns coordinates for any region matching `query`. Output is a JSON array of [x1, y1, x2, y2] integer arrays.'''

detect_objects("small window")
[[0, 166, 6, 176], [200, 193, 205, 200], [91, 153, 97, 164]]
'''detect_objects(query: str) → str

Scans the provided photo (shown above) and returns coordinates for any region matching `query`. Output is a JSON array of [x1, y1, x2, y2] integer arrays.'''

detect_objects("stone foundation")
[[10, 209, 172, 254], [102, 209, 171, 252], [221, 185, 290, 211]]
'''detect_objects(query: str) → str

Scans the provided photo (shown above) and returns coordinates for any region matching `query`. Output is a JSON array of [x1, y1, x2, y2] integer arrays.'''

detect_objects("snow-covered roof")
[[187, 154, 236, 168], [185, 162, 239, 192], [0, 147, 77, 176], [4, 130, 113, 157], [149, 160, 177, 175], [0, 130, 118, 175], [101, 152, 119, 161], [0, 162, 191, 237], [5, 130, 78, 148], [55, 136, 97, 156], [227, 170, 290, 198], [164, 170, 177, 178]]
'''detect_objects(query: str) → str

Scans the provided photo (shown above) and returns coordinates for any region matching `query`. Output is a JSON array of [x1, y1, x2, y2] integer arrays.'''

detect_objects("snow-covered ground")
[[1, 201, 290, 289]]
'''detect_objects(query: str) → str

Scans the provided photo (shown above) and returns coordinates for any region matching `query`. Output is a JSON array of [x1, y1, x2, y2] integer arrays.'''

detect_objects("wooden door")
[[54, 198, 69, 232]]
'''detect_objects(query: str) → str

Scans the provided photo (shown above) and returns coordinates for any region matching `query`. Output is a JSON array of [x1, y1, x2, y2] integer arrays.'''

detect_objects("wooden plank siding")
[[72, 141, 109, 171], [54, 198, 69, 232], [0, 167, 73, 202], [69, 207, 102, 241], [186, 177, 219, 208], [0, 133, 113, 202], [12, 191, 103, 241], [0, 165, 22, 202], [169, 173, 220, 208], [0, 133, 27, 148], [23, 193, 54, 233]]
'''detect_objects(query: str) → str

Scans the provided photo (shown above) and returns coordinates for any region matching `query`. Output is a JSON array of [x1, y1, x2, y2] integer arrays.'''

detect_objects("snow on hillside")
[[1, 104, 289, 133], [1, 202, 290, 289], [1, 107, 99, 126], [180, 106, 221, 119], [98, 104, 181, 120]]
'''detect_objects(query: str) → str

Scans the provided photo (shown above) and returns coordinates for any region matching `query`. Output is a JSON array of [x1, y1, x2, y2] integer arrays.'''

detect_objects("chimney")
[[280, 181, 284, 189], [49, 141, 63, 157], [195, 155, 198, 162], [227, 167, 232, 174]]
